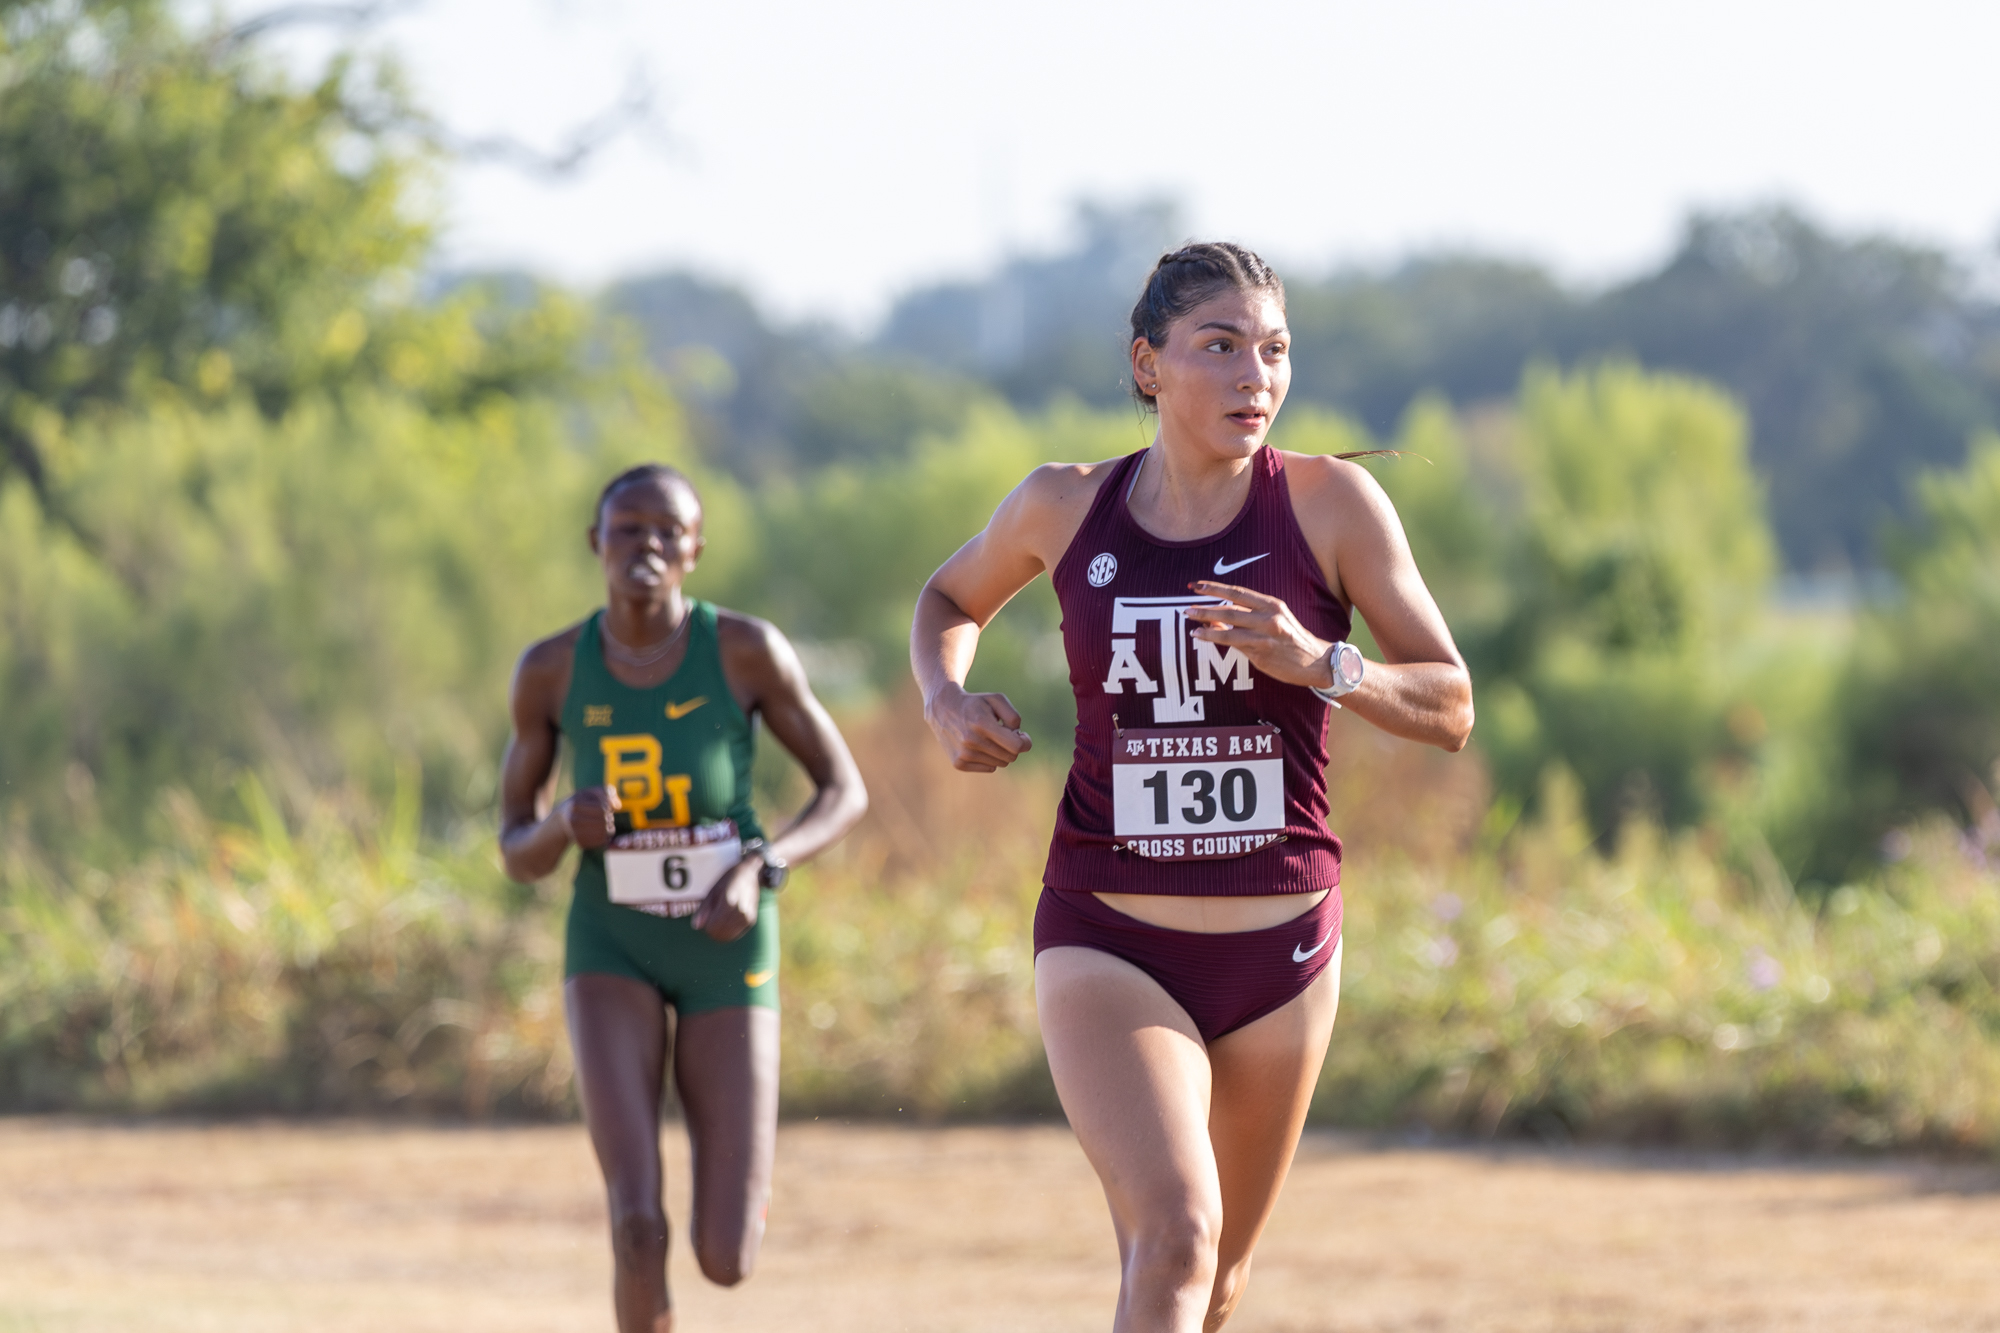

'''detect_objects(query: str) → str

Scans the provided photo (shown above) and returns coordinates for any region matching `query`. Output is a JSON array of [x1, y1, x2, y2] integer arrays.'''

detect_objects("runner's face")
[[591, 479, 704, 601], [1139, 288, 1290, 458]]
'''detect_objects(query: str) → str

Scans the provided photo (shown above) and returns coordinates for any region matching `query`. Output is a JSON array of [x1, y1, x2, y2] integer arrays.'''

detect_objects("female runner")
[[913, 243, 1473, 1331], [501, 463, 867, 1333]]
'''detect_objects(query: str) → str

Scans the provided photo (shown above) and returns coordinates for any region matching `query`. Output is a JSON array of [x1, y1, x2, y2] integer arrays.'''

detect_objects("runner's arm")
[[1310, 459, 1472, 750], [724, 616, 869, 868], [1189, 457, 1472, 752], [912, 465, 1086, 772], [499, 637, 619, 881]]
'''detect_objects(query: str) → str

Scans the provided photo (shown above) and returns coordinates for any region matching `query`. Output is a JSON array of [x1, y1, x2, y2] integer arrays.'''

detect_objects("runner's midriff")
[[1093, 890, 1330, 933]]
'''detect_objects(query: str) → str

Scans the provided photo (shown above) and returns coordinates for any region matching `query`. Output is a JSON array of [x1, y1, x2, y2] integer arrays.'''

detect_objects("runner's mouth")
[[1228, 410, 1267, 428]]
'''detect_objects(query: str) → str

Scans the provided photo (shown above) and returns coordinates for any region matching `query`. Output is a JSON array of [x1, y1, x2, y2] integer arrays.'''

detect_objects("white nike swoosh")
[[1293, 932, 1334, 963], [1213, 554, 1269, 576]]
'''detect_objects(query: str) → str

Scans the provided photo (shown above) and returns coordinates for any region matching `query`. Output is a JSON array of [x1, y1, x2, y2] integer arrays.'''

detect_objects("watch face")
[[1335, 643, 1365, 689]]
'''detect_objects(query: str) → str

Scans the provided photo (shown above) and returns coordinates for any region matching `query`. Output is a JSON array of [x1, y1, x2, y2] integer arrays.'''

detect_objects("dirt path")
[[2, 1119, 1998, 1332]]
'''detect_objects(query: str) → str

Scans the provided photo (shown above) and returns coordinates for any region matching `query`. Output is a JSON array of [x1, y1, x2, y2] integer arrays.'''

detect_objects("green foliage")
[[6, 0, 1998, 1147], [0, 3, 419, 418], [0, 772, 571, 1114], [1469, 364, 1779, 834], [782, 361, 990, 469], [704, 400, 1151, 740], [0, 0, 580, 503], [0, 384, 679, 855], [1513, 363, 1773, 658], [1328, 777, 2000, 1151], [1838, 433, 2000, 854], [1287, 365, 1789, 845], [861, 201, 2000, 571], [14, 716, 2000, 1155]]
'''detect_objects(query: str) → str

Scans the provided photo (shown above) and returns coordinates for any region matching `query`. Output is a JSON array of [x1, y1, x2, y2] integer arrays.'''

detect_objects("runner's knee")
[[1126, 1204, 1221, 1291], [609, 1208, 669, 1272]]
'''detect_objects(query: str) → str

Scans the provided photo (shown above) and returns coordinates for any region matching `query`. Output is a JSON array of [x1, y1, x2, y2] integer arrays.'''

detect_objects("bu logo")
[[1087, 553, 1118, 587], [1103, 596, 1255, 722]]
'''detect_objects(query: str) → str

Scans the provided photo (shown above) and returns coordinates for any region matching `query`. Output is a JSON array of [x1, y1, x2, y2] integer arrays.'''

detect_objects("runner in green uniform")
[[501, 463, 868, 1333]]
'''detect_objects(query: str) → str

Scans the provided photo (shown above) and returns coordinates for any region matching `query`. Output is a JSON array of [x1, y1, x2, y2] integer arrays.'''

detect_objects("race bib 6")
[[605, 820, 741, 915]]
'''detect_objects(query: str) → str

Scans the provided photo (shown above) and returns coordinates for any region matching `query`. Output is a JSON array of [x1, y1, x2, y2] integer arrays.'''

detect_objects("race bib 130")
[[1111, 724, 1284, 861]]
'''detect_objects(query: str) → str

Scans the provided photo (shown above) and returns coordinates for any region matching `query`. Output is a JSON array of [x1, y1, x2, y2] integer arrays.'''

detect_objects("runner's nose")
[[1238, 355, 1271, 397]]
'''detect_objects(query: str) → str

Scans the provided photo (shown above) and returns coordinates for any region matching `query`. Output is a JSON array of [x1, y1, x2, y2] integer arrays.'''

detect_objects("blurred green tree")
[[0, 0, 579, 512], [1839, 433, 2000, 857], [0, 0, 642, 851], [1474, 364, 1778, 836]]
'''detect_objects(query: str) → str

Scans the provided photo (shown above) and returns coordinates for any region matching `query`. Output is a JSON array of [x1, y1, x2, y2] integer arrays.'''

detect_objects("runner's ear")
[[1131, 338, 1161, 399]]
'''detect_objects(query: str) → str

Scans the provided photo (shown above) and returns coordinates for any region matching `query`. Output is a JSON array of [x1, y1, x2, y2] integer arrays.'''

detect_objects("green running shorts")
[[564, 884, 779, 1014]]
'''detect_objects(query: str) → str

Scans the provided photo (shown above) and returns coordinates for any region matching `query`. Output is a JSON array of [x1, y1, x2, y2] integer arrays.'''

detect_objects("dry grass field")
[[3, 1119, 1999, 1332]]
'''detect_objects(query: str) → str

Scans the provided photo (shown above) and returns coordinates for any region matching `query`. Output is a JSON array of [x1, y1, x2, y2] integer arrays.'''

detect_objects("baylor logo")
[[598, 735, 694, 828], [1101, 596, 1255, 723]]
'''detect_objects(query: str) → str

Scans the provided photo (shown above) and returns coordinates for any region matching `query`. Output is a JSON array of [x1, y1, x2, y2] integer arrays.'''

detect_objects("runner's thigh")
[[1204, 944, 1341, 1266], [1035, 946, 1219, 1233], [674, 1005, 780, 1270], [566, 973, 672, 1214]]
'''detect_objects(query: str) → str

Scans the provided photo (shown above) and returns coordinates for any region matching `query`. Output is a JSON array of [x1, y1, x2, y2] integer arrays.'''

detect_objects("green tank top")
[[562, 602, 763, 897]]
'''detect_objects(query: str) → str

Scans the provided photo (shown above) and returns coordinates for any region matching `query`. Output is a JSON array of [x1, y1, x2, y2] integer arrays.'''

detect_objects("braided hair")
[[1128, 242, 1286, 412]]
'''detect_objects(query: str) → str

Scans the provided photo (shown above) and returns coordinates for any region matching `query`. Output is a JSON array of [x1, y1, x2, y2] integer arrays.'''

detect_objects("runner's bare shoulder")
[[713, 607, 806, 705], [1278, 450, 1415, 606], [994, 457, 1127, 570], [714, 606, 788, 668], [512, 620, 587, 714]]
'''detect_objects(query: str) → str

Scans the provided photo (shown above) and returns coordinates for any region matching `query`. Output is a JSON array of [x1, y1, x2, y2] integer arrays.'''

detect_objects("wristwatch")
[[1310, 641, 1366, 706], [741, 838, 789, 891]]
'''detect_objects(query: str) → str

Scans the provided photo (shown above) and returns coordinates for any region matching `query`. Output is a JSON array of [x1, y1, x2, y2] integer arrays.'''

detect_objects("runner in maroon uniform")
[[912, 243, 1473, 1331]]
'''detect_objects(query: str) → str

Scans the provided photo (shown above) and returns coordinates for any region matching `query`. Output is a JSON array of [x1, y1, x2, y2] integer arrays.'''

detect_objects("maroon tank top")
[[1044, 445, 1351, 896]]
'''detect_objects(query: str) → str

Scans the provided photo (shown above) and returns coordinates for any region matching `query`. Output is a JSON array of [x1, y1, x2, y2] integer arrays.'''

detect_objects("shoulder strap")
[[558, 609, 606, 735], [1084, 448, 1145, 531]]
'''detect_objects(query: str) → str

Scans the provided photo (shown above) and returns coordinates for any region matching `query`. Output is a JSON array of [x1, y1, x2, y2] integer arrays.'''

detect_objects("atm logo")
[[1101, 596, 1255, 723]]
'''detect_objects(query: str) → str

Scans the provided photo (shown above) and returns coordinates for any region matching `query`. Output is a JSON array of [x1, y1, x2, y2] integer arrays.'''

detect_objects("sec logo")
[[1087, 553, 1118, 587]]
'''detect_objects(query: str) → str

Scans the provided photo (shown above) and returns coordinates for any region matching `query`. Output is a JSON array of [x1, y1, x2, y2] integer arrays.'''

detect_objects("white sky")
[[240, 0, 1999, 329]]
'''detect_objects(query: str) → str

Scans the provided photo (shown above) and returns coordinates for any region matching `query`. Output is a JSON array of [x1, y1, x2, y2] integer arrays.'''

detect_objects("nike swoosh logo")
[[665, 697, 708, 720], [1213, 554, 1269, 576], [1293, 932, 1335, 963], [743, 969, 775, 987]]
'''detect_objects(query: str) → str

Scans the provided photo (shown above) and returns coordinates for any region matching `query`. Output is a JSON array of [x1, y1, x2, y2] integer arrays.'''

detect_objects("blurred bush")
[[11, 697, 2000, 1156], [1328, 770, 2000, 1150], [0, 385, 680, 857], [1836, 434, 2000, 862], [0, 769, 571, 1114]]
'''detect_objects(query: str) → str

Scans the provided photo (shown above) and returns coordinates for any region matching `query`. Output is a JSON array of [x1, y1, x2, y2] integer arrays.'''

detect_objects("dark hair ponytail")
[[1128, 242, 1285, 411]]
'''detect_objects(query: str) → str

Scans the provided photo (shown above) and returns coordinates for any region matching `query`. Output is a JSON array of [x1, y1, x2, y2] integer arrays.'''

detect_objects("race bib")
[[1111, 725, 1284, 861], [605, 821, 741, 917]]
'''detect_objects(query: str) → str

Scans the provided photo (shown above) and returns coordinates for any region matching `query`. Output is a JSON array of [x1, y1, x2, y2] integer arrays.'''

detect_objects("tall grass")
[[0, 770, 571, 1115], [6, 698, 1998, 1151]]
